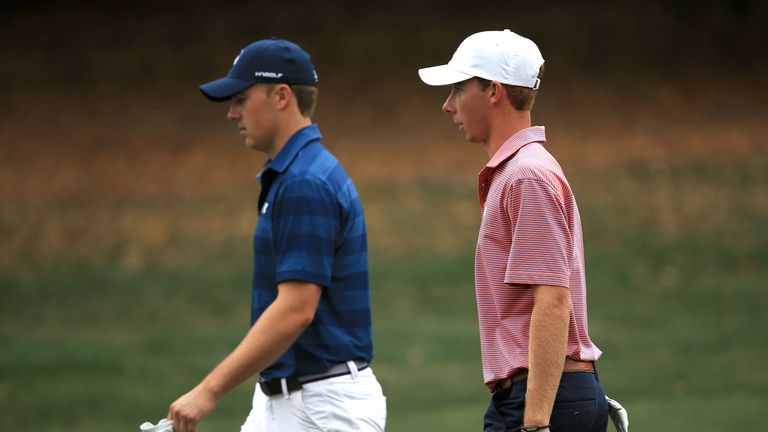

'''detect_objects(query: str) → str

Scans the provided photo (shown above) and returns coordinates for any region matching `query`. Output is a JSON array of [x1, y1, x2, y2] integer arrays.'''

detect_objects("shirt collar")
[[263, 124, 323, 174], [485, 126, 546, 168]]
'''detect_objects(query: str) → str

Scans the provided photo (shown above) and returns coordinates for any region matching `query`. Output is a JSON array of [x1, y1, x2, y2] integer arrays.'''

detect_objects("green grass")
[[2, 152, 767, 431]]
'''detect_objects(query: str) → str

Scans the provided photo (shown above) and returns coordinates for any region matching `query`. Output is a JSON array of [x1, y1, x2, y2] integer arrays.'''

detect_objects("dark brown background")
[[2, 0, 766, 144]]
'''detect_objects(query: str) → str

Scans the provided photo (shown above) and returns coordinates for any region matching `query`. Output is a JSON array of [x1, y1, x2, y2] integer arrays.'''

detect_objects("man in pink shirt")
[[419, 30, 609, 432]]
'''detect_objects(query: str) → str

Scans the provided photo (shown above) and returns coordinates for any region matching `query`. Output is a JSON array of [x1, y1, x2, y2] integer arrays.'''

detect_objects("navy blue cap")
[[200, 38, 318, 102]]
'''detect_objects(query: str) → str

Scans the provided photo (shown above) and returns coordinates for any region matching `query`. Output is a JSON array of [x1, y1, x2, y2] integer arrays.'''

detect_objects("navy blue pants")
[[484, 372, 608, 432]]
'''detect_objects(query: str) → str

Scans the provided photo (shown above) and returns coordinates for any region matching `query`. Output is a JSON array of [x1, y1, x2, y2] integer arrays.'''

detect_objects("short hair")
[[290, 85, 318, 118], [476, 64, 545, 111], [264, 84, 318, 118]]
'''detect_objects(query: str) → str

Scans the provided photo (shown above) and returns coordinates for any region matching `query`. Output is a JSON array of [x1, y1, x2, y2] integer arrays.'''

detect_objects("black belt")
[[259, 360, 370, 396]]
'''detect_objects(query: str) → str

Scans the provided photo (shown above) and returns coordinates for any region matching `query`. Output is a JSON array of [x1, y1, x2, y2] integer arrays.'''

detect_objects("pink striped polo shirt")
[[475, 126, 602, 391]]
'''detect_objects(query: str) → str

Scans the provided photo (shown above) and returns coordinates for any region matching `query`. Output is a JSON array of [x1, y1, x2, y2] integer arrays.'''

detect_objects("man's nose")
[[227, 104, 240, 121], [442, 97, 453, 114]]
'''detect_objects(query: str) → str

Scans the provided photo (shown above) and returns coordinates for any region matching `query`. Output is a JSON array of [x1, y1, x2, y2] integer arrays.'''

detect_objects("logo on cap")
[[254, 71, 284, 79]]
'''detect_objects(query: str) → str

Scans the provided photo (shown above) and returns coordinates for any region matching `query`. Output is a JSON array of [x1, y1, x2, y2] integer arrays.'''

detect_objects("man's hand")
[[165, 281, 321, 432], [167, 384, 220, 432]]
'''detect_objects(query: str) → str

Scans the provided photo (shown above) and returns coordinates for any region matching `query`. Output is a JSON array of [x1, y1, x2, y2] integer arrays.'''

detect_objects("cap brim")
[[199, 77, 255, 102], [418, 65, 473, 86]]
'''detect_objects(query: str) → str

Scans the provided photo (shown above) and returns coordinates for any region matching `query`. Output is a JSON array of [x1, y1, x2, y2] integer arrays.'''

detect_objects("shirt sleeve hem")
[[276, 270, 331, 288], [504, 272, 569, 288]]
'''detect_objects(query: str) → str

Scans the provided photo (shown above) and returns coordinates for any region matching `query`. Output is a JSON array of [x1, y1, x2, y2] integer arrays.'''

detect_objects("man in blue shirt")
[[167, 38, 386, 432]]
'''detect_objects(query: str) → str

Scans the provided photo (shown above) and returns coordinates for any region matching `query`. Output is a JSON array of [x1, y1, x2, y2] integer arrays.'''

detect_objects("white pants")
[[240, 364, 387, 432]]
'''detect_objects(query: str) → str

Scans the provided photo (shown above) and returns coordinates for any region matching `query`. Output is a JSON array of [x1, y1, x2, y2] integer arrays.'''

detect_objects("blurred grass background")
[[2, 1, 768, 431]]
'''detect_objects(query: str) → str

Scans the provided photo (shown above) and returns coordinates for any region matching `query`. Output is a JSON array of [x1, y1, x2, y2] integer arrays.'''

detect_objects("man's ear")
[[272, 84, 293, 110], [489, 81, 505, 104]]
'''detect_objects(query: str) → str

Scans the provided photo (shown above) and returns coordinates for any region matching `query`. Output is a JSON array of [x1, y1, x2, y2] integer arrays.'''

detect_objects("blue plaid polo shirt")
[[252, 124, 373, 380]]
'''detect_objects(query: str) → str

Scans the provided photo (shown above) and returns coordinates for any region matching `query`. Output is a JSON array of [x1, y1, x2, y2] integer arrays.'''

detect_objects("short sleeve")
[[272, 177, 339, 288], [504, 178, 572, 288]]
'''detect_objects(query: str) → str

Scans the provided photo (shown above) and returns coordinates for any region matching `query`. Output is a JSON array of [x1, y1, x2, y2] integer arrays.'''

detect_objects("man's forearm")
[[200, 281, 322, 397], [201, 300, 311, 395], [524, 284, 572, 427]]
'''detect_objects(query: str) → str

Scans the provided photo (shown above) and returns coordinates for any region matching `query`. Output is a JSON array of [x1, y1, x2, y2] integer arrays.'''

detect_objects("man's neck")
[[268, 116, 313, 159], [485, 110, 532, 158]]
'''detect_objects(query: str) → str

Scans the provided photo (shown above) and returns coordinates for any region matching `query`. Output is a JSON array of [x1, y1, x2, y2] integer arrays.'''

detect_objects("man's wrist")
[[520, 424, 551, 432], [199, 377, 226, 399]]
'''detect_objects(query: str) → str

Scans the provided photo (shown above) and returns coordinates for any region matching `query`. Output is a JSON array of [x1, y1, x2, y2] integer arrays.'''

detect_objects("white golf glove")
[[139, 418, 174, 432], [605, 395, 629, 432]]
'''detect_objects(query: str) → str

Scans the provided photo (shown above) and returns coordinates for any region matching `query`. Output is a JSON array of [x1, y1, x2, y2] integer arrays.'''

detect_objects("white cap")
[[418, 29, 544, 89]]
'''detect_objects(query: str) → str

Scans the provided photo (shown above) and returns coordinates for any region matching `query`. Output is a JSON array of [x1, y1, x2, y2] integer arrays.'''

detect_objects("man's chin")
[[244, 139, 270, 154]]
